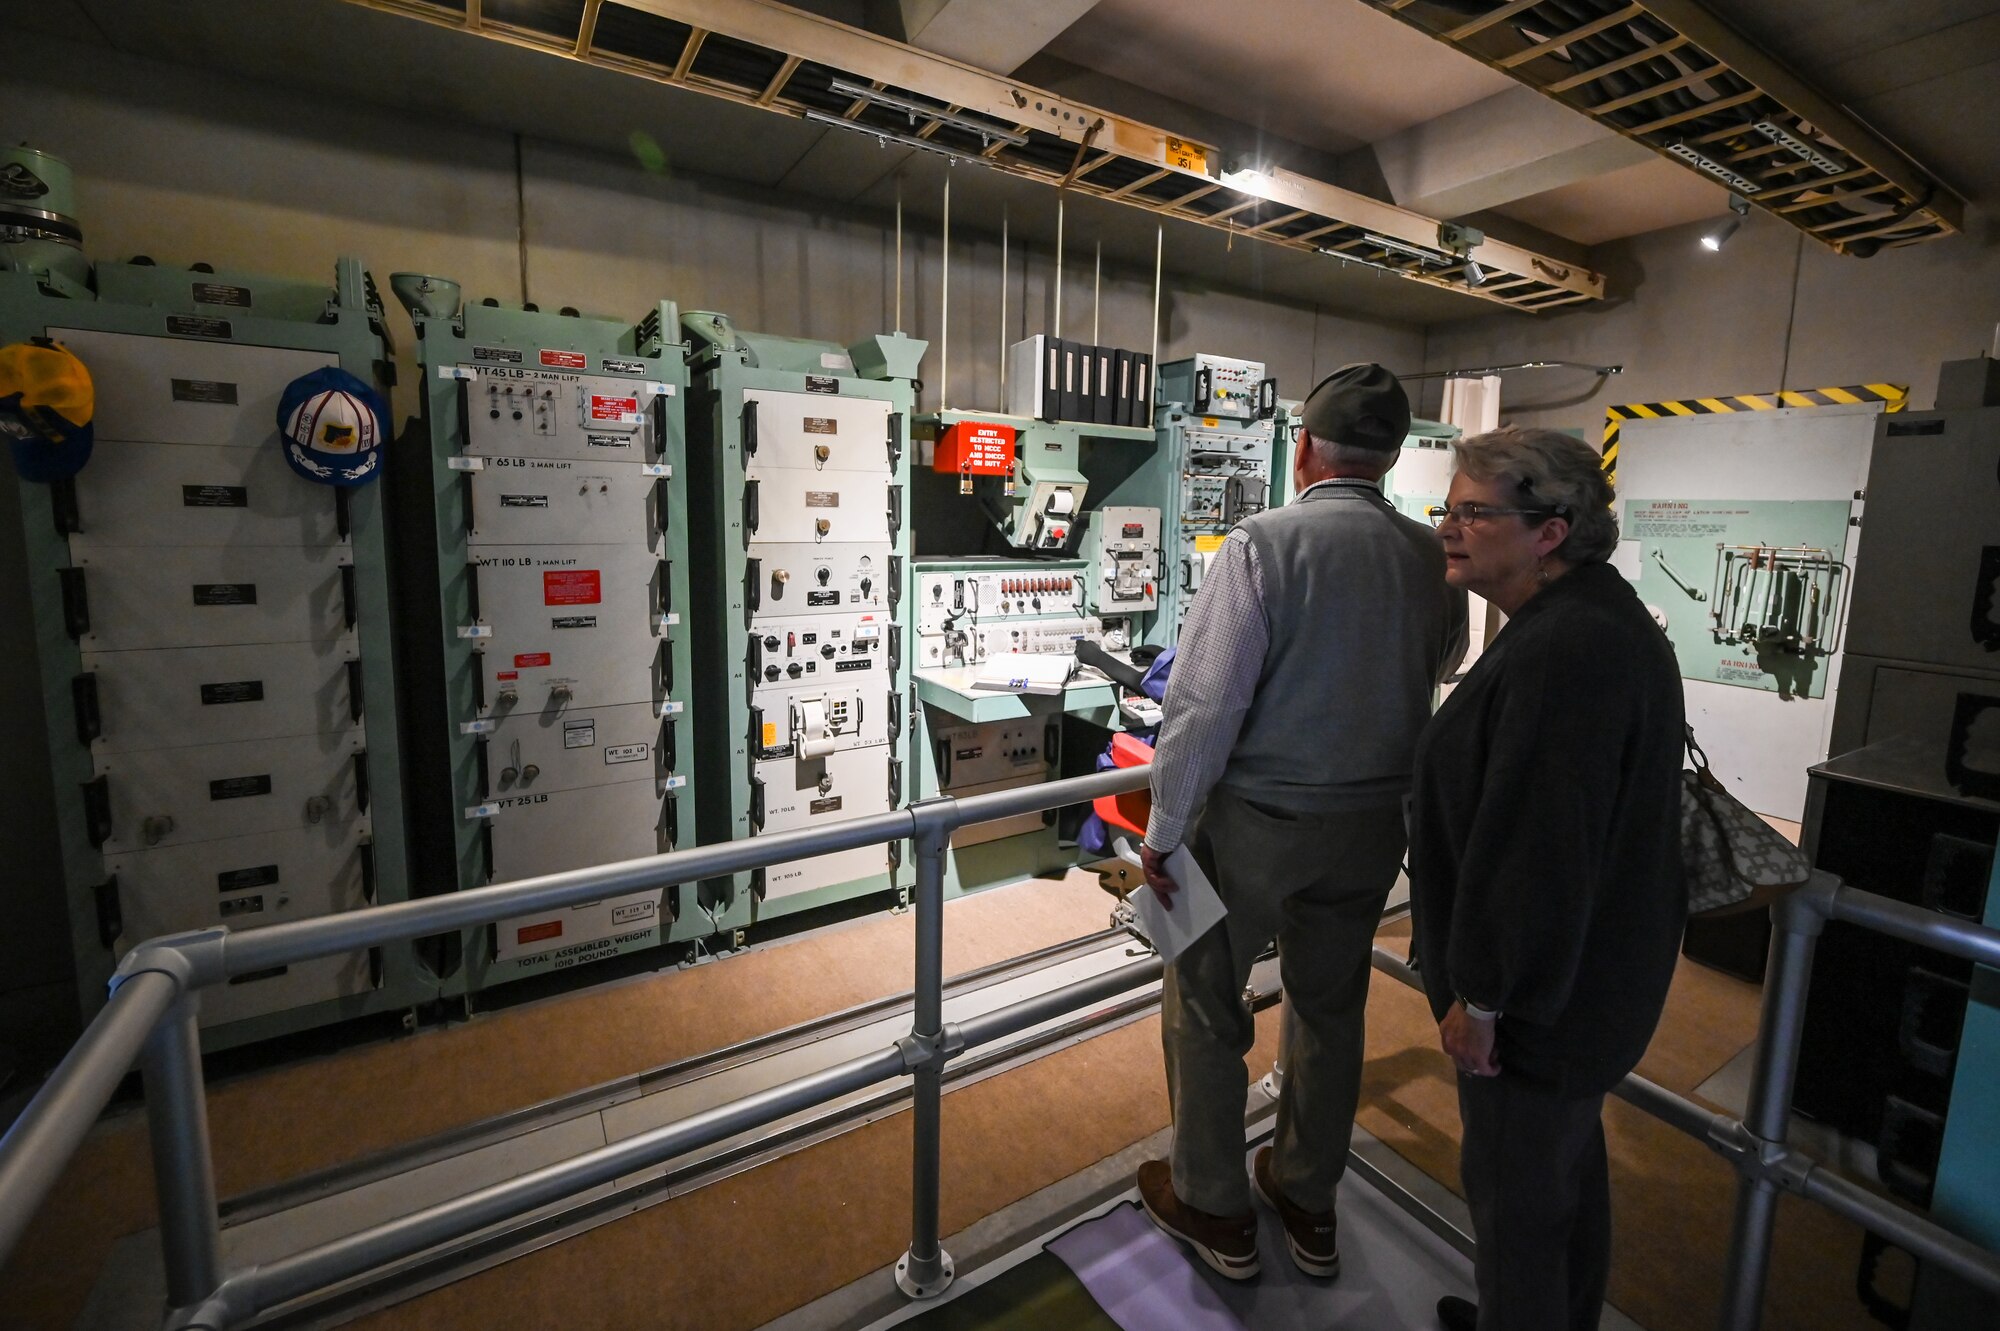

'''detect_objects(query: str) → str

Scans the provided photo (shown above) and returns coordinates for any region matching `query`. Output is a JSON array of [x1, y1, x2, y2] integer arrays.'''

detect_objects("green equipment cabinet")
[[393, 284, 695, 992], [906, 409, 1161, 898], [1151, 354, 1281, 640], [683, 314, 925, 932], [0, 254, 429, 1050]]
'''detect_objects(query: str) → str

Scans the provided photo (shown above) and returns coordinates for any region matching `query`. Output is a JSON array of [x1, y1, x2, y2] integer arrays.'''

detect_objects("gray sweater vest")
[[1217, 479, 1466, 810]]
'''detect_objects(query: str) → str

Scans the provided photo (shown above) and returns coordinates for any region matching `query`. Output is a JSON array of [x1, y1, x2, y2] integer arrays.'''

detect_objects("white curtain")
[[1439, 373, 1502, 436], [1437, 374, 1504, 681]]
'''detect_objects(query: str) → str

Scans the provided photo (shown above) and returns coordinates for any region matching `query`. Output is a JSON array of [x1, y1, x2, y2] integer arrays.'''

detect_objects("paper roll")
[[1048, 487, 1076, 516], [793, 698, 837, 758]]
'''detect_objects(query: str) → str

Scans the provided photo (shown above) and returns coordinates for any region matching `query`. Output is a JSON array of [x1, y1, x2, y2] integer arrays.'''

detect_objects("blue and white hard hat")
[[276, 366, 388, 487]]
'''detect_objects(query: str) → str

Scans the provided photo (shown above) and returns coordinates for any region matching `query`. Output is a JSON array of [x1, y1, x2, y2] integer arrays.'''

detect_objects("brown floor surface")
[[4, 872, 1118, 1331], [347, 1009, 1285, 1331], [12, 876, 1889, 1331]]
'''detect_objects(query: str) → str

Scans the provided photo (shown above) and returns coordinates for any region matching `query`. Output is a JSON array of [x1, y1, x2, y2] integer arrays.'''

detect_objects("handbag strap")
[[1684, 723, 1711, 776]]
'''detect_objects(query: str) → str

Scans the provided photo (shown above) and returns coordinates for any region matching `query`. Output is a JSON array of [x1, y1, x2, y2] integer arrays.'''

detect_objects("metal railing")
[[1, 763, 1997, 1330], [1369, 875, 2000, 1328]]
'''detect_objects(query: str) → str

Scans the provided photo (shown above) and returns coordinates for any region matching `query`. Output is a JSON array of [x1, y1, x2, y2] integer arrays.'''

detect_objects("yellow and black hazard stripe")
[[1601, 384, 1907, 482]]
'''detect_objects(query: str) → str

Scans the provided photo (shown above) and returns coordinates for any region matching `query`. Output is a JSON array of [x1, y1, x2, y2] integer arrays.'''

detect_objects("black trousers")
[[1457, 1071, 1611, 1331]]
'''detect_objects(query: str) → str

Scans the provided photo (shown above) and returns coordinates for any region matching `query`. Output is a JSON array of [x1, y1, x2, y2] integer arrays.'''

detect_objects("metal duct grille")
[[344, 0, 1608, 311], [1365, 0, 1963, 254]]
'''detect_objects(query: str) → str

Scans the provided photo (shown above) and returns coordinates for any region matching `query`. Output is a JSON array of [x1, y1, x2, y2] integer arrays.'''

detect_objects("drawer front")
[[74, 544, 355, 651], [95, 731, 366, 853], [52, 327, 334, 449], [82, 640, 362, 753], [70, 439, 344, 548]]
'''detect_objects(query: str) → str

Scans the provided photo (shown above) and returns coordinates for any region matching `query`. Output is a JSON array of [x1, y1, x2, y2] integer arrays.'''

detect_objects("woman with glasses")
[[1408, 427, 1686, 1331]]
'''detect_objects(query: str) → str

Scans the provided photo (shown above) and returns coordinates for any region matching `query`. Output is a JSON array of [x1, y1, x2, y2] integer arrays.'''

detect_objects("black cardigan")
[[1408, 561, 1687, 1095]]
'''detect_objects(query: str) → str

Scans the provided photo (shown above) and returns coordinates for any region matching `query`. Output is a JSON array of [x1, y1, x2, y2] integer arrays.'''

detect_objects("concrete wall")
[[0, 36, 1423, 1059], [1414, 209, 2000, 430]]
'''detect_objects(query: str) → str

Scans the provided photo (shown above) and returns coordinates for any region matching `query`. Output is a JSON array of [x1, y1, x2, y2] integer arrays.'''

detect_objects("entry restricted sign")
[[933, 420, 1017, 476]]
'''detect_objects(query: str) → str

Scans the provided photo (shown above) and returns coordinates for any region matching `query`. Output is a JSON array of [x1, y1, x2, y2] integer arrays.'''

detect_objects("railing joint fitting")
[[1778, 872, 1839, 937], [897, 1022, 966, 1072], [110, 928, 229, 998], [908, 796, 958, 847]]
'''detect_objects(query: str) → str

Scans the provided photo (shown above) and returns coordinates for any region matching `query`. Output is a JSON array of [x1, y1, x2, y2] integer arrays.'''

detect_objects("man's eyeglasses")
[[1425, 502, 1568, 528]]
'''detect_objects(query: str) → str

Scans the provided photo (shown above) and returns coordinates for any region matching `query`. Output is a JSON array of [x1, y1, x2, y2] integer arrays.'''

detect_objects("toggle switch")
[[815, 518, 831, 537], [817, 566, 831, 586]]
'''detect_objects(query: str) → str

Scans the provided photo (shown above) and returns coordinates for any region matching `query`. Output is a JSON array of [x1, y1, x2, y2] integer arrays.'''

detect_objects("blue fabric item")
[[1140, 646, 1175, 702], [3, 408, 92, 482], [1078, 647, 1175, 855]]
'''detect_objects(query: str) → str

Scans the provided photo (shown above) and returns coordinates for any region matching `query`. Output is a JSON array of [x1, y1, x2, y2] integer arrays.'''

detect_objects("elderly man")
[[1136, 363, 1467, 1280]]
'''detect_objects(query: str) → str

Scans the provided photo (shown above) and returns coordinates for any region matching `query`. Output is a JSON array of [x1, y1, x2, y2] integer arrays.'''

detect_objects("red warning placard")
[[514, 652, 552, 668], [516, 920, 563, 944], [933, 421, 1017, 475], [543, 570, 602, 605], [540, 349, 587, 369], [589, 394, 640, 421]]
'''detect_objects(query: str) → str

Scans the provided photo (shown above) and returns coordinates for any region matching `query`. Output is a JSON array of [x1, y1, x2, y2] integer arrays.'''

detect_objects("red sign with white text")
[[540, 349, 587, 369], [543, 570, 602, 605]]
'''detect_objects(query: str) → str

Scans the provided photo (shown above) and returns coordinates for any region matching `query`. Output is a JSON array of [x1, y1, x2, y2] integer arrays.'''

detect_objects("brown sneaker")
[[1251, 1146, 1340, 1278], [1136, 1159, 1260, 1280]]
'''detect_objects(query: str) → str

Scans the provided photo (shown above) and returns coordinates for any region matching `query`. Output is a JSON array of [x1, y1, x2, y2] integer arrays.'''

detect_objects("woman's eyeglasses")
[[1425, 502, 1568, 528]]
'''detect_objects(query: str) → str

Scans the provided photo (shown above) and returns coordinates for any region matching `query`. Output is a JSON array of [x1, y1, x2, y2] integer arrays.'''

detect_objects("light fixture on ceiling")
[[1701, 195, 1752, 253], [1439, 222, 1486, 286]]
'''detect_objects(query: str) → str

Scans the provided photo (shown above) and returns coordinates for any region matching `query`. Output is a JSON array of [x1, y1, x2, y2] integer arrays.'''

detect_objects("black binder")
[[1092, 345, 1116, 424], [1113, 349, 1134, 427], [1058, 339, 1082, 422], [1127, 352, 1153, 430], [1040, 336, 1062, 420]]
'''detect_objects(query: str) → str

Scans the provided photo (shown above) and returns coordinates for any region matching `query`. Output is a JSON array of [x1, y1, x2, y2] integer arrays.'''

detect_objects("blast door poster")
[[1621, 498, 1854, 700]]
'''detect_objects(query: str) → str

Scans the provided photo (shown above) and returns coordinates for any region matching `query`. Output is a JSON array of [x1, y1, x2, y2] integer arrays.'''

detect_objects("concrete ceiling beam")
[[1359, 85, 1654, 220], [895, 0, 1103, 75]]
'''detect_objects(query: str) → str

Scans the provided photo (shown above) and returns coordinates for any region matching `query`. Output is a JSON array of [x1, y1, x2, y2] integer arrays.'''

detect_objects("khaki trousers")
[[1161, 787, 1407, 1216]]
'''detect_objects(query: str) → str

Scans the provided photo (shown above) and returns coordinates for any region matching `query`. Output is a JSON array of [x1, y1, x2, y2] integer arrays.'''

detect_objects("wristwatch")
[[1460, 998, 1500, 1021]]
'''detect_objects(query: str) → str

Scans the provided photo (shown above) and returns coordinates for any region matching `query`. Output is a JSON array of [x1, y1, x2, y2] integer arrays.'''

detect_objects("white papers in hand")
[[1131, 845, 1227, 965]]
